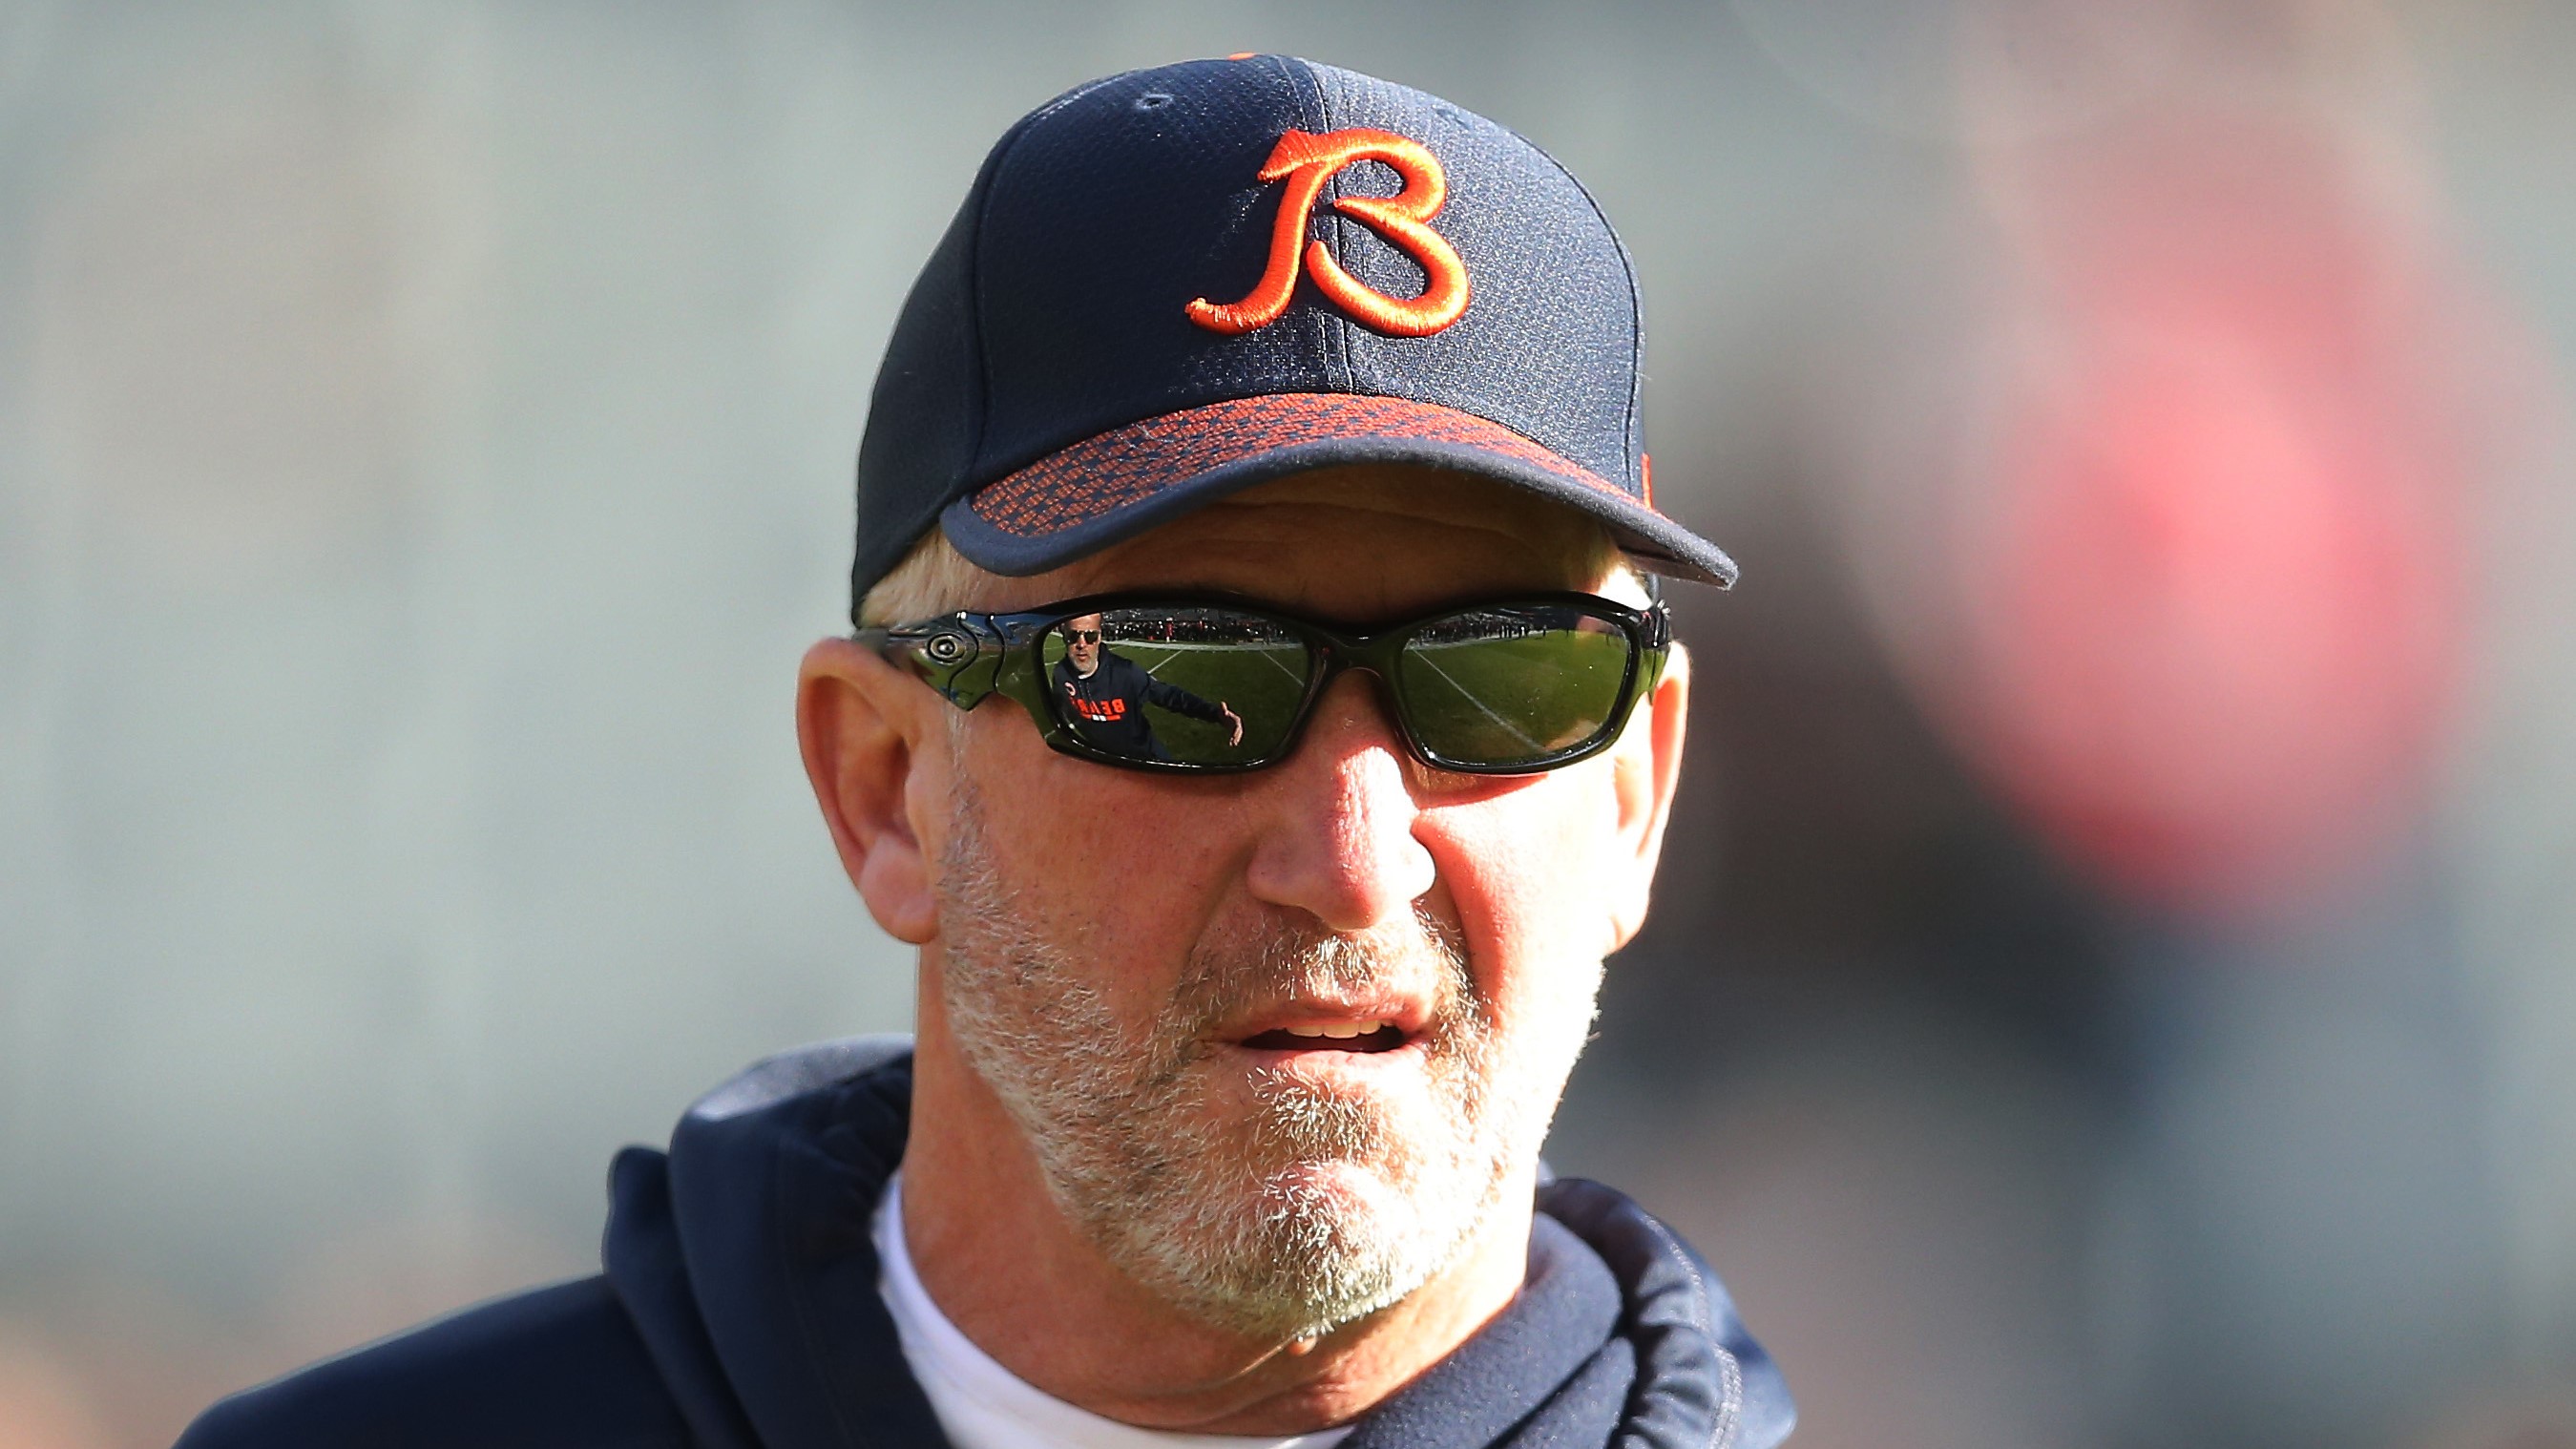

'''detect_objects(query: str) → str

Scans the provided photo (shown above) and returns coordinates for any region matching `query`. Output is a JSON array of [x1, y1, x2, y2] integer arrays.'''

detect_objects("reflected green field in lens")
[[1117, 642, 1311, 762], [1398, 630, 1631, 765]]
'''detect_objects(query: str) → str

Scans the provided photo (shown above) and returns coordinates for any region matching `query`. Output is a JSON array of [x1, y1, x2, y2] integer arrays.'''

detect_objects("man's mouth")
[[1238, 1020, 1410, 1054]]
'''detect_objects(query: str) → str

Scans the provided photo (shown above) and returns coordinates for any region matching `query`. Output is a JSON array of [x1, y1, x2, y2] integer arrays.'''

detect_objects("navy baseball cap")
[[848, 53, 1739, 616]]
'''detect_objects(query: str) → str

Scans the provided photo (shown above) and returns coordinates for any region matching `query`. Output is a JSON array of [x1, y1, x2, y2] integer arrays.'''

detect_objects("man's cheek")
[[982, 750, 1159, 879], [1426, 778, 1628, 992], [985, 779, 1225, 990]]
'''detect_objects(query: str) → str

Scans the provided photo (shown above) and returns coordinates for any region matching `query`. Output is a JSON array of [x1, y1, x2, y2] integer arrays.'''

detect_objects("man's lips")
[[1226, 999, 1432, 1055], [1239, 1021, 1409, 1053]]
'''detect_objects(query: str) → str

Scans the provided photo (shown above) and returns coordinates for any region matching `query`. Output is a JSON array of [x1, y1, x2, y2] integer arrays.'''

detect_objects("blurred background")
[[4, 1, 2574, 1444]]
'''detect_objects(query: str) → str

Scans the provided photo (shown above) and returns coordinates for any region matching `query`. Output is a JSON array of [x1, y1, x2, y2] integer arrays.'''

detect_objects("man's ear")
[[1605, 643, 1688, 952], [797, 638, 943, 944]]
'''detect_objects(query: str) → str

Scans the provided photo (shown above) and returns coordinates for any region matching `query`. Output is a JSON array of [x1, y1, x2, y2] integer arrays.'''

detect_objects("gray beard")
[[932, 768, 1600, 1341]]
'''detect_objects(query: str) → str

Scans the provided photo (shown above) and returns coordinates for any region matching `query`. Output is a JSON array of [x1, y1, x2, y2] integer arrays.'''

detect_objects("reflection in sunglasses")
[[1404, 645, 1546, 754], [867, 594, 1662, 774]]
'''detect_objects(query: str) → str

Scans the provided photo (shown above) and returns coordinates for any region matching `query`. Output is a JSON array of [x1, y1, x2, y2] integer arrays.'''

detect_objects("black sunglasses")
[[857, 591, 1669, 775]]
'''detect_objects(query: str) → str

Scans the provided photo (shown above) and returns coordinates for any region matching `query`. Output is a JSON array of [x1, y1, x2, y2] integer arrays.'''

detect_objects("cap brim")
[[941, 393, 1737, 589]]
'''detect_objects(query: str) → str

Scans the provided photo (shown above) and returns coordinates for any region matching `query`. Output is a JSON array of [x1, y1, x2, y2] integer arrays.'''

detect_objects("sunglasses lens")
[[1037, 606, 1312, 766], [1394, 605, 1635, 768]]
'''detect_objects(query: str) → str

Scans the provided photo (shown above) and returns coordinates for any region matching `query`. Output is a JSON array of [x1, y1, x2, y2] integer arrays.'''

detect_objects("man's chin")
[[1147, 1160, 1456, 1338], [1065, 1083, 1517, 1340], [1257, 1154, 1410, 1213], [1181, 1054, 1494, 1215]]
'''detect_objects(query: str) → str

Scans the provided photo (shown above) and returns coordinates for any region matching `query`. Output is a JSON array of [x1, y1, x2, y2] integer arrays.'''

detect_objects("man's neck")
[[899, 984, 1533, 1434]]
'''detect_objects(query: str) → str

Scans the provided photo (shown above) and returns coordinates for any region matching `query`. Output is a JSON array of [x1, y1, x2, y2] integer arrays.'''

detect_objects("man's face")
[[1064, 614, 1103, 673], [921, 469, 1670, 1340]]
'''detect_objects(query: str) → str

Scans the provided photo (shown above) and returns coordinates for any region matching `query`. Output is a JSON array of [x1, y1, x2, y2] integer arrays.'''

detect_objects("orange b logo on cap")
[[1187, 128, 1470, 338]]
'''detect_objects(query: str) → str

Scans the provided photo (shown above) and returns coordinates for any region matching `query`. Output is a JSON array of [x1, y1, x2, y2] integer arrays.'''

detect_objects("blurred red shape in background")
[[1916, 32, 2520, 920]]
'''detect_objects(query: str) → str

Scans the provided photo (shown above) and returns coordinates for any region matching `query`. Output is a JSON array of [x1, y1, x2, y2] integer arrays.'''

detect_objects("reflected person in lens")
[[1054, 612, 1246, 760]]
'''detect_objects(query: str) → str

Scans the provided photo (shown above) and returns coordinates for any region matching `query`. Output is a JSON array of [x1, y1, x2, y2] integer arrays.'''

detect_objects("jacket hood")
[[602, 1036, 1794, 1449]]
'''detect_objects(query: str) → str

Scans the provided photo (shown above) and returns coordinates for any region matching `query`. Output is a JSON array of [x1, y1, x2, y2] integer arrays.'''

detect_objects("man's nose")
[[1243, 672, 1437, 933]]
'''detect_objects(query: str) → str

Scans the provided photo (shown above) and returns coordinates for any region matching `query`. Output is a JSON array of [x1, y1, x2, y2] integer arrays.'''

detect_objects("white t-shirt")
[[872, 1172, 1355, 1449]]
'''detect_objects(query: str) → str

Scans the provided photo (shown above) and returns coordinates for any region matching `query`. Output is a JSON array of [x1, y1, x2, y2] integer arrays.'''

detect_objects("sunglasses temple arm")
[[854, 613, 1010, 710], [1632, 603, 1674, 709]]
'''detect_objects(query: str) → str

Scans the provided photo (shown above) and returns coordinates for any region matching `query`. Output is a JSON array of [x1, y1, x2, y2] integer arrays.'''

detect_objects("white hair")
[[856, 529, 1001, 626]]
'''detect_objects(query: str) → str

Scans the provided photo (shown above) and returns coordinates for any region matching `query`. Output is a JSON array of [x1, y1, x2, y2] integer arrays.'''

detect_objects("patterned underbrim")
[[942, 392, 1738, 587]]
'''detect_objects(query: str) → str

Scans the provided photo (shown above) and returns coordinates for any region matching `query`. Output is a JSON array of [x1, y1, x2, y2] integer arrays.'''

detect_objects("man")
[[1050, 612, 1247, 761], [179, 54, 1792, 1448]]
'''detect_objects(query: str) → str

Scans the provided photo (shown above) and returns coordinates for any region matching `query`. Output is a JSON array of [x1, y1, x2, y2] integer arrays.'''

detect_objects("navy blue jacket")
[[178, 1037, 1793, 1448]]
